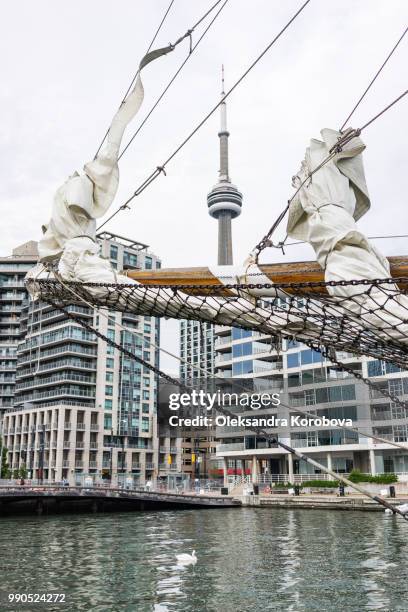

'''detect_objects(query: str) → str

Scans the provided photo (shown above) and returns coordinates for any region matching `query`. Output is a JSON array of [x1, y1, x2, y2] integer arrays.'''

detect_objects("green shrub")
[[272, 482, 292, 489], [348, 469, 397, 484], [301, 479, 339, 488], [370, 473, 398, 484]]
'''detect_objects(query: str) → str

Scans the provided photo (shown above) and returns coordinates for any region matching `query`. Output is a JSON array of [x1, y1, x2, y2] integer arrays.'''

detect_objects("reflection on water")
[[0, 509, 407, 611]]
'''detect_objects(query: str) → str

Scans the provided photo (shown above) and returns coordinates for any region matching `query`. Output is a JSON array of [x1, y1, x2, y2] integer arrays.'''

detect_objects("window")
[[104, 415, 112, 429], [394, 425, 408, 442], [389, 379, 403, 397], [156, 261, 161, 269], [143, 390, 150, 400], [106, 358, 114, 369], [142, 403, 150, 414], [300, 349, 321, 365], [105, 399, 113, 410], [110, 245, 118, 260], [142, 418, 150, 432], [107, 329, 115, 342], [315, 387, 328, 403], [105, 385, 113, 396], [106, 372, 113, 382], [144, 256, 153, 270], [108, 315, 115, 326], [232, 360, 253, 376], [287, 353, 299, 368], [232, 328, 252, 340], [107, 345, 115, 355], [123, 252, 138, 267], [305, 389, 315, 406], [232, 342, 252, 358], [288, 373, 300, 387], [300, 350, 313, 365]]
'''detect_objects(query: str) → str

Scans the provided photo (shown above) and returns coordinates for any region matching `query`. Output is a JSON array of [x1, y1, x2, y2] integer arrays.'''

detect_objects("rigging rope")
[[118, 0, 230, 161], [94, 0, 176, 158], [94, 0, 226, 159], [97, 0, 312, 231], [340, 25, 408, 132]]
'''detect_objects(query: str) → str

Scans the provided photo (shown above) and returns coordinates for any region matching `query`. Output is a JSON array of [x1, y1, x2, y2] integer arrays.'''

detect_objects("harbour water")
[[0, 508, 407, 611]]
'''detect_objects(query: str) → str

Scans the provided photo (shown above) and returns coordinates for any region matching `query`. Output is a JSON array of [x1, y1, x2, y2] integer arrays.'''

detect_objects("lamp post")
[[39, 424, 45, 485], [119, 418, 127, 488], [110, 427, 114, 487]]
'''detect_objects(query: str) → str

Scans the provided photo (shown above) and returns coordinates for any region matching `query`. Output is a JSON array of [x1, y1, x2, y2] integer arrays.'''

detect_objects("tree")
[[0, 445, 11, 479]]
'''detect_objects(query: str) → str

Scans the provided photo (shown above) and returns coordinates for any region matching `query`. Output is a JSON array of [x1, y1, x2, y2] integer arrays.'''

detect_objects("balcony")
[[216, 443, 245, 453], [62, 460, 70, 468], [215, 336, 232, 348], [75, 461, 84, 468], [16, 387, 96, 403], [75, 441, 85, 449], [132, 463, 141, 470], [76, 423, 86, 430], [15, 372, 97, 391], [63, 441, 71, 449], [145, 463, 155, 470], [64, 422, 71, 429], [89, 442, 98, 450], [89, 461, 98, 469], [90, 424, 99, 432]]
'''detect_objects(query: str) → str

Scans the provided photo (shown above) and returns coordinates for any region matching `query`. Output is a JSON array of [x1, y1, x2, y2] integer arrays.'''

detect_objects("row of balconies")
[[15, 386, 96, 402], [18, 344, 98, 364], [15, 372, 97, 391], [6, 439, 99, 451], [18, 329, 96, 354], [16, 358, 97, 379], [5, 422, 99, 434]]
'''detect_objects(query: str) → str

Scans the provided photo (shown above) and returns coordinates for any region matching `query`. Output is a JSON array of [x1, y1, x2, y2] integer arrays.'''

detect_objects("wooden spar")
[[123, 256, 408, 296]]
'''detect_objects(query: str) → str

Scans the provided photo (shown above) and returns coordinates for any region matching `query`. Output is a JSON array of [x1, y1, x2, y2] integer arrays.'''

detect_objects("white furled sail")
[[286, 128, 408, 345], [28, 46, 174, 290]]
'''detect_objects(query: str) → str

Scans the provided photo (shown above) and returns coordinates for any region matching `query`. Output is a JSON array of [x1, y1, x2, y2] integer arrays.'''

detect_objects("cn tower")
[[207, 66, 243, 265]]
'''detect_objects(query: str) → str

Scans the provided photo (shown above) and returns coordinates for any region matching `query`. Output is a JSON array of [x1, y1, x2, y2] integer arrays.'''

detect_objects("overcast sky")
[[1, 0, 407, 372]]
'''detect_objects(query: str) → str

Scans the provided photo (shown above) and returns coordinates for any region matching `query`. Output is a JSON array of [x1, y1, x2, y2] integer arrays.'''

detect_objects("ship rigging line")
[[94, 0, 176, 159], [94, 0, 226, 159], [96, 0, 312, 231], [118, 0, 230, 161], [340, 25, 408, 132]]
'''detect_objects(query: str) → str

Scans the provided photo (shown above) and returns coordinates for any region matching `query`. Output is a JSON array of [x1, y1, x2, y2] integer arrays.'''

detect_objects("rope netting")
[[27, 276, 408, 370]]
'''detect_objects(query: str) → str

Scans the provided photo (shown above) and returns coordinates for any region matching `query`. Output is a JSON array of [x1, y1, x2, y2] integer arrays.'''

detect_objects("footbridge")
[[0, 485, 241, 516]]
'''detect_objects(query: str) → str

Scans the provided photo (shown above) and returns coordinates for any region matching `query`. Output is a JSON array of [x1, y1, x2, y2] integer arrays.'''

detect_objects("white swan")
[[176, 550, 197, 565]]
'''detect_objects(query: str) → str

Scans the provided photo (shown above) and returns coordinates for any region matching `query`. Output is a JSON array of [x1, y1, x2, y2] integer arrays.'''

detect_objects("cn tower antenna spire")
[[207, 64, 243, 265]]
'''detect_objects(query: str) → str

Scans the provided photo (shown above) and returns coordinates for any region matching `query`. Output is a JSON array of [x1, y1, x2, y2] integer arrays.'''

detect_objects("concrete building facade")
[[2, 233, 181, 485], [0, 241, 38, 418]]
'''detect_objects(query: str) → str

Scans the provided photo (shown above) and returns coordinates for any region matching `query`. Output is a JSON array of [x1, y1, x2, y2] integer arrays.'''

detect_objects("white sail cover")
[[286, 128, 408, 344], [32, 46, 175, 285]]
